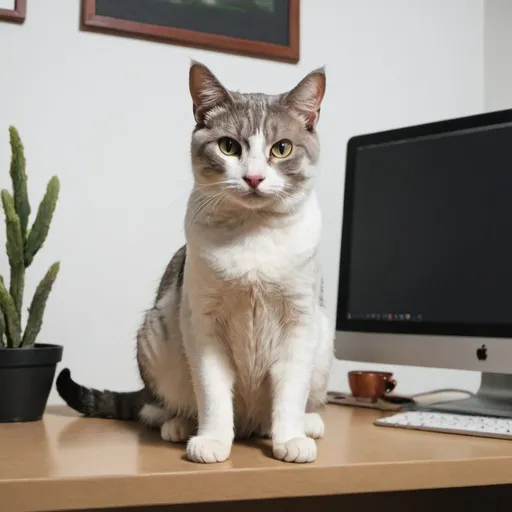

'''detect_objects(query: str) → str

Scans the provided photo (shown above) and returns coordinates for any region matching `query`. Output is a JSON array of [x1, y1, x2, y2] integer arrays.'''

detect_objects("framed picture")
[[81, 0, 300, 63], [0, 0, 26, 22]]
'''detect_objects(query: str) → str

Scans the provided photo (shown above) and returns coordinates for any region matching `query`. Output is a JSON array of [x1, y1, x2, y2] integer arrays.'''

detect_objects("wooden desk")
[[1, 405, 512, 512]]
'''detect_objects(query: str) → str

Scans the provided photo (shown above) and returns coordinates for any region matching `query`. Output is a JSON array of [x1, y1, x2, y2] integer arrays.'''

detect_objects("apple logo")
[[476, 344, 488, 361]]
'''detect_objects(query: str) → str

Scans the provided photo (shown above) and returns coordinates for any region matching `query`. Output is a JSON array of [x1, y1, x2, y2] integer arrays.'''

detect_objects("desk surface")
[[2, 405, 512, 511]]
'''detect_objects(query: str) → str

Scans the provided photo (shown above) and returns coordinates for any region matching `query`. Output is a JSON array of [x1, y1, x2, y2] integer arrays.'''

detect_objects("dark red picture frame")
[[0, 0, 26, 23], [81, 0, 300, 63]]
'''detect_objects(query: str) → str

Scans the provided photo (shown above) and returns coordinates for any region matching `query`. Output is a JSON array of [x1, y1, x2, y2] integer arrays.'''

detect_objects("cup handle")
[[385, 378, 396, 393]]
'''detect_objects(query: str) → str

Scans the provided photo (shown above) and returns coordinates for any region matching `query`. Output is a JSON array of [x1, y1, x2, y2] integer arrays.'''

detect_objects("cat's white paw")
[[273, 437, 317, 463], [160, 417, 194, 443], [305, 412, 325, 439], [186, 436, 231, 463]]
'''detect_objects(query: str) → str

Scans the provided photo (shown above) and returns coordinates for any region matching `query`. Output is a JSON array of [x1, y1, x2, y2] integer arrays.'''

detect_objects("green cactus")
[[24, 176, 59, 267], [22, 262, 59, 348], [8, 127, 30, 238], [0, 127, 60, 349], [2, 190, 24, 317], [0, 276, 21, 348]]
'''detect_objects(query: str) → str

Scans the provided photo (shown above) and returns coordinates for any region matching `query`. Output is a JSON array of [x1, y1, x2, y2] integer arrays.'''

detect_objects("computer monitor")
[[335, 108, 512, 418]]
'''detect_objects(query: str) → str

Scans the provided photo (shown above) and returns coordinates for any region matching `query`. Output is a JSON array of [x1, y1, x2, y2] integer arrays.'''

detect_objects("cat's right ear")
[[189, 61, 231, 124], [282, 68, 326, 131]]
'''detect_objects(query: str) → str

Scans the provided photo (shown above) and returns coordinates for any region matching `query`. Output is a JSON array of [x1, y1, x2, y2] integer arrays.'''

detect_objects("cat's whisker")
[[187, 197, 209, 219], [188, 191, 225, 228], [188, 189, 224, 213], [187, 196, 214, 226], [276, 191, 294, 214], [293, 184, 313, 194], [205, 193, 223, 226], [208, 192, 229, 226], [189, 197, 217, 225]]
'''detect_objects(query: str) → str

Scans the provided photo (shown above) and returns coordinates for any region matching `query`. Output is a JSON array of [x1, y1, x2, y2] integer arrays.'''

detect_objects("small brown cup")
[[348, 371, 397, 399]]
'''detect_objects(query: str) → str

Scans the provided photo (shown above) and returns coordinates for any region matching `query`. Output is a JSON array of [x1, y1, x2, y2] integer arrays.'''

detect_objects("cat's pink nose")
[[243, 175, 265, 189]]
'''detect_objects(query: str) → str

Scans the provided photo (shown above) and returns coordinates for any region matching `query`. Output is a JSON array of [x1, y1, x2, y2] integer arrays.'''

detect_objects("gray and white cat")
[[57, 62, 333, 464]]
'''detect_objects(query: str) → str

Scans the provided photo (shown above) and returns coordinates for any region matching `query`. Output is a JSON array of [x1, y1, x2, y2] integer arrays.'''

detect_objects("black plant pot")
[[0, 343, 63, 422]]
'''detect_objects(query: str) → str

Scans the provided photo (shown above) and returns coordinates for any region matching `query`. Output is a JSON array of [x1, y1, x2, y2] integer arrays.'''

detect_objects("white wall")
[[0, 0, 484, 404], [0, 0, 15, 9], [485, 0, 512, 111]]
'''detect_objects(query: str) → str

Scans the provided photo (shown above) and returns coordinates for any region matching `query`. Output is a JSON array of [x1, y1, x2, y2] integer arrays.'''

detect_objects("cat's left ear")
[[189, 61, 232, 124], [283, 68, 326, 130]]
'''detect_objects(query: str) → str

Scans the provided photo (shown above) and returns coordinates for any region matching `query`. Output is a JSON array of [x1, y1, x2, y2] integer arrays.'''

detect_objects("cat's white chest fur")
[[194, 193, 322, 283], [183, 193, 324, 437]]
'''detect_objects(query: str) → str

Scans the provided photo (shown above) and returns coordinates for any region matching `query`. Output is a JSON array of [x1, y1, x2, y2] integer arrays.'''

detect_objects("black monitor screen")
[[338, 113, 512, 337]]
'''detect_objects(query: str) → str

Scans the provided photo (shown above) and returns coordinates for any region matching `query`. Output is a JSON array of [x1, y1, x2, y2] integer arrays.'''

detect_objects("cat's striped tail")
[[56, 368, 146, 421]]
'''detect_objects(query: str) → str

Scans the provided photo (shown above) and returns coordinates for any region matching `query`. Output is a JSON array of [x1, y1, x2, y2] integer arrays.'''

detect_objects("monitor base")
[[426, 373, 512, 418]]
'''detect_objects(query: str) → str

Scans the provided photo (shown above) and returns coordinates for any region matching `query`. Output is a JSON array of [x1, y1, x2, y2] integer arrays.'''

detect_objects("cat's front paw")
[[161, 417, 194, 443], [273, 437, 317, 463], [186, 435, 231, 463], [305, 412, 325, 439]]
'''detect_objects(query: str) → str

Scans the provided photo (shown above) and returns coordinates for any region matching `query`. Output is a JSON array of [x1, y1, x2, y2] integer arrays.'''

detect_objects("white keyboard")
[[375, 411, 512, 440]]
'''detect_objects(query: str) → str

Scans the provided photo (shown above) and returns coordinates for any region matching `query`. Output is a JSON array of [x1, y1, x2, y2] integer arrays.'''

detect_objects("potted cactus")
[[0, 126, 62, 422]]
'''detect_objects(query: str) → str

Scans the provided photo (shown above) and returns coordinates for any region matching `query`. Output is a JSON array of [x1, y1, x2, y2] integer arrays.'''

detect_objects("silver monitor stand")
[[426, 373, 512, 418]]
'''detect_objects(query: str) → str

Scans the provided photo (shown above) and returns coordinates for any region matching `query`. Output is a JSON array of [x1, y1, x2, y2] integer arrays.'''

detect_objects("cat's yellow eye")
[[270, 139, 293, 158], [218, 137, 241, 156]]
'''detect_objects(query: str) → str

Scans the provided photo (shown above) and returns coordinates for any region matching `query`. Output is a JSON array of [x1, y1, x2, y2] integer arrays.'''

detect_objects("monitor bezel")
[[336, 107, 512, 339]]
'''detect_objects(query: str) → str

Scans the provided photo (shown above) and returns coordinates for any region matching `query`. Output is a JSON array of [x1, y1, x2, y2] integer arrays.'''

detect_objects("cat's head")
[[189, 61, 325, 213]]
